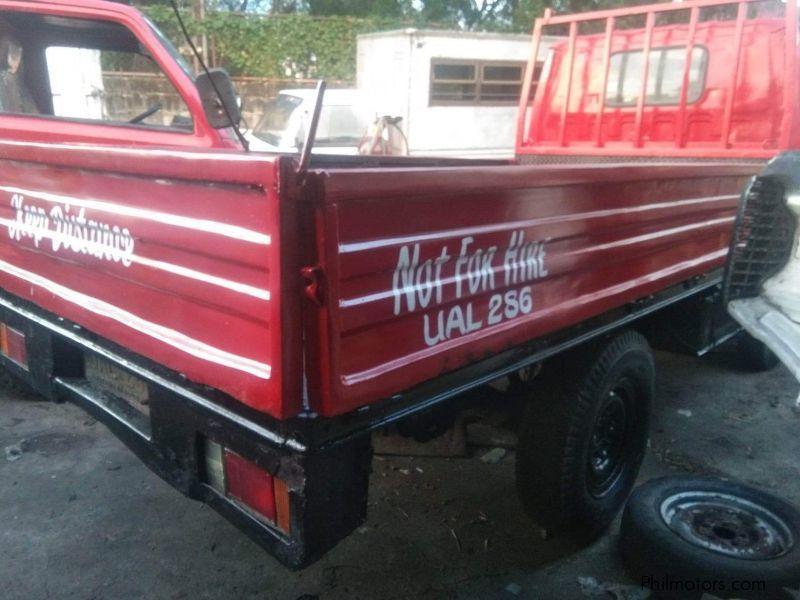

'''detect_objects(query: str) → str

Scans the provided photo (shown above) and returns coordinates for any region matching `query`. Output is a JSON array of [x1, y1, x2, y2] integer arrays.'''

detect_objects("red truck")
[[0, 0, 793, 568]]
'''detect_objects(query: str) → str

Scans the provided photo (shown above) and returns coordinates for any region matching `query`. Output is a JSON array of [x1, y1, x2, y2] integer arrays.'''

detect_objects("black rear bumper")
[[55, 376, 372, 570]]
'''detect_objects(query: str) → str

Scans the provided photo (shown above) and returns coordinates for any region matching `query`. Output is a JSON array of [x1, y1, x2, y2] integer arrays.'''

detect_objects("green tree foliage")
[[141, 0, 647, 80], [307, 0, 410, 18], [416, 0, 515, 30], [145, 6, 407, 79]]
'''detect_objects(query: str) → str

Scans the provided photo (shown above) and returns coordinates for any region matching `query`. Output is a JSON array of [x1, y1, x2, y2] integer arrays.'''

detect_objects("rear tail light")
[[224, 450, 276, 522], [0, 322, 27, 368], [203, 438, 291, 533]]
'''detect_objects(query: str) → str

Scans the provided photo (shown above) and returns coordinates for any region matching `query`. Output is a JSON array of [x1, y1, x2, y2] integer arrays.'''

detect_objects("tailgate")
[[306, 162, 757, 416], [0, 141, 300, 419]]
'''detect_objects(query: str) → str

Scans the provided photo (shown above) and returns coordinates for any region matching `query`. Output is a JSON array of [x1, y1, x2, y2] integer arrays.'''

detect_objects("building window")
[[605, 46, 708, 107], [430, 59, 529, 106]]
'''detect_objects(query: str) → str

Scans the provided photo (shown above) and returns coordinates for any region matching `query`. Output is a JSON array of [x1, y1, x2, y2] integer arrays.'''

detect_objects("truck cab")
[[0, 0, 235, 149]]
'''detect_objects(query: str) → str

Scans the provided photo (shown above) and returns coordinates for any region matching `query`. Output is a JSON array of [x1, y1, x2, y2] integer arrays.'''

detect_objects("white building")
[[356, 29, 557, 159]]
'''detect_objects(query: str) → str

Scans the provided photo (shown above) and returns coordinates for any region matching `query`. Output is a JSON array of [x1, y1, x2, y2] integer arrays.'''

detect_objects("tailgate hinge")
[[300, 265, 325, 306]]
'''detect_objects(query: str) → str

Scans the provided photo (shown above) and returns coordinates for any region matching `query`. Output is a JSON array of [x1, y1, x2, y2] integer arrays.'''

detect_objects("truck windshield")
[[252, 95, 304, 146], [253, 96, 368, 148], [315, 105, 367, 146]]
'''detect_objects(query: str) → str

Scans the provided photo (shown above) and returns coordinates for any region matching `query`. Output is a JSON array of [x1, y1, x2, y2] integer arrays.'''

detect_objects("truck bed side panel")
[[0, 142, 295, 418], [310, 162, 758, 416]]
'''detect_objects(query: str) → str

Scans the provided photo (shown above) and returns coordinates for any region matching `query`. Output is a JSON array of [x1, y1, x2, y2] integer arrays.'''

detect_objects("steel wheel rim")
[[587, 380, 633, 498], [660, 491, 795, 560]]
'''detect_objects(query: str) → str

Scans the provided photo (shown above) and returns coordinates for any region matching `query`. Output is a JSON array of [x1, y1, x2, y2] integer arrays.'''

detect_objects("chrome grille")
[[723, 177, 797, 302]]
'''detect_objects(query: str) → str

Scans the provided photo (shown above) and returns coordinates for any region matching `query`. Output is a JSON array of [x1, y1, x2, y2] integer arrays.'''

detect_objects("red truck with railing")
[[520, 4, 796, 159], [0, 0, 793, 568]]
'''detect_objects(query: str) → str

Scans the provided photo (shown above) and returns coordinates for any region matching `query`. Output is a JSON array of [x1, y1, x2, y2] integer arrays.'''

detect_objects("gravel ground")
[[1, 346, 798, 600]]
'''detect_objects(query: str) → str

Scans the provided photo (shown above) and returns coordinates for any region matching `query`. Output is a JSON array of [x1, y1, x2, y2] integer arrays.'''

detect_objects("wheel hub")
[[587, 386, 630, 497], [660, 491, 794, 560]]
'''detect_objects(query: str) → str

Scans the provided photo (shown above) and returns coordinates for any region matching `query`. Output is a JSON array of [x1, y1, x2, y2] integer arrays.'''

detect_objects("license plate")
[[85, 354, 150, 416]]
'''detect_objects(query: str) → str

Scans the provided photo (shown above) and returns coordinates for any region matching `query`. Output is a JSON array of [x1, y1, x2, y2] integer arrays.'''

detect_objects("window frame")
[[604, 44, 710, 108], [429, 58, 527, 107]]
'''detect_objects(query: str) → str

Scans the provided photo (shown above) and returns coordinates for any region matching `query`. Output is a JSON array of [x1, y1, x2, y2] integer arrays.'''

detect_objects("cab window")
[[605, 46, 708, 107], [0, 11, 193, 131]]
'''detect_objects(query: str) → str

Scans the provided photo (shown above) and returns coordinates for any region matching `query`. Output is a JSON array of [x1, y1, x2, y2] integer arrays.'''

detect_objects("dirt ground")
[[1, 345, 799, 600]]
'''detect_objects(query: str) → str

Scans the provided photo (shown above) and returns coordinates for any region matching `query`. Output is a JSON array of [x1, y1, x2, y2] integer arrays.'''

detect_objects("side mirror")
[[196, 68, 241, 129]]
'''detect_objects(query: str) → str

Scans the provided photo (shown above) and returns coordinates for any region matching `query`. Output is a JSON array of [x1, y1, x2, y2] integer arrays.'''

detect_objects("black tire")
[[515, 330, 654, 542], [739, 333, 780, 372], [621, 476, 800, 600]]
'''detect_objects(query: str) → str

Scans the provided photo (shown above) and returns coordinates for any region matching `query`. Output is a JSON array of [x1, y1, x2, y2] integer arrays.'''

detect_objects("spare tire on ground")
[[621, 476, 800, 599]]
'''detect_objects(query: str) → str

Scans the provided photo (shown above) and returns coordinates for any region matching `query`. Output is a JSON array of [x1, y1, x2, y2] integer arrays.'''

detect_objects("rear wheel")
[[515, 331, 655, 541]]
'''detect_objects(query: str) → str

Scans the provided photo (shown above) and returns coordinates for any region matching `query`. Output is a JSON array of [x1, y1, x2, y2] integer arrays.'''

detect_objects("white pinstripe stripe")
[[0, 214, 271, 301], [0, 257, 272, 380]]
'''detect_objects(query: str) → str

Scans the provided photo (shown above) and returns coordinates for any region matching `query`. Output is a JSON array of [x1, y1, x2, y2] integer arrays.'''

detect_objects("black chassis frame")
[[0, 268, 730, 569]]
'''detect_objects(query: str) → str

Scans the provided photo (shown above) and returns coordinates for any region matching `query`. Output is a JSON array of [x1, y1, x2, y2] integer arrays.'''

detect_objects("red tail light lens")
[[203, 438, 290, 533], [223, 449, 276, 523], [0, 323, 27, 368]]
